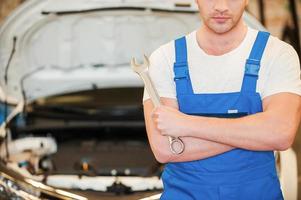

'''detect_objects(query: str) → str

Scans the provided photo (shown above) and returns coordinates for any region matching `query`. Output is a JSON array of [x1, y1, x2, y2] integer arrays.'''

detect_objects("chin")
[[208, 23, 235, 34]]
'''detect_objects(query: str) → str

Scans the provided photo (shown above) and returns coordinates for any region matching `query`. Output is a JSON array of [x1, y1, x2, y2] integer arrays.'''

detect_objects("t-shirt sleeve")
[[142, 46, 176, 103], [261, 43, 301, 99]]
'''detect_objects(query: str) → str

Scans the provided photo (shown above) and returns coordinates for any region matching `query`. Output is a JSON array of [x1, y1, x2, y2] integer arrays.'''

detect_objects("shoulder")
[[264, 33, 299, 63], [148, 41, 174, 71], [258, 31, 301, 98], [246, 27, 297, 60], [256, 30, 299, 76], [150, 40, 174, 61], [150, 30, 196, 64]]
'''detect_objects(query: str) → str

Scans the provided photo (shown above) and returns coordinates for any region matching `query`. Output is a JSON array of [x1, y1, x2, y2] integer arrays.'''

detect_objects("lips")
[[212, 16, 230, 23]]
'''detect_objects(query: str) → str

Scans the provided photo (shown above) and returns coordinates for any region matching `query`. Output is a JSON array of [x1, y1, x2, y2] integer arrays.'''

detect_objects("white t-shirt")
[[143, 27, 301, 102]]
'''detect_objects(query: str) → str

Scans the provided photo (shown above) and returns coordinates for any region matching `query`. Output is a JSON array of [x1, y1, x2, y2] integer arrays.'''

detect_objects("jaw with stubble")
[[195, 0, 248, 34]]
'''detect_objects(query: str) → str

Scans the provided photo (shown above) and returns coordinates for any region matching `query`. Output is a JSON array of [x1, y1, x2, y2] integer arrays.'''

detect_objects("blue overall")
[[160, 31, 284, 200]]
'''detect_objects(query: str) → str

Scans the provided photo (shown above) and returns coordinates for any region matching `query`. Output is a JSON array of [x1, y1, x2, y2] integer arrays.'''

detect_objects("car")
[[0, 0, 297, 199]]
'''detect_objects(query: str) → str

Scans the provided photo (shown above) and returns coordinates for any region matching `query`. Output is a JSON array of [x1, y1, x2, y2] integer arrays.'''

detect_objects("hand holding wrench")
[[131, 55, 185, 155]]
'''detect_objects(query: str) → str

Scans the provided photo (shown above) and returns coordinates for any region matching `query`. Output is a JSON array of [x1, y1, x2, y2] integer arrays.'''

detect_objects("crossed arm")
[[143, 92, 301, 163]]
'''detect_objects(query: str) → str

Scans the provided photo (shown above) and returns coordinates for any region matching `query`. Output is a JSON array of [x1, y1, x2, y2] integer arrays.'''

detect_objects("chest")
[[185, 56, 247, 94]]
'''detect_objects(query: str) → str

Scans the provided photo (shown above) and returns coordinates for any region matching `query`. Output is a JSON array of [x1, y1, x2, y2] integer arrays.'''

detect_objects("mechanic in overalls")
[[143, 0, 301, 199]]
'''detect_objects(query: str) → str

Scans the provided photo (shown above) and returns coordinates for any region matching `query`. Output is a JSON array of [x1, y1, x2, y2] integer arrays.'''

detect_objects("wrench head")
[[131, 55, 150, 74]]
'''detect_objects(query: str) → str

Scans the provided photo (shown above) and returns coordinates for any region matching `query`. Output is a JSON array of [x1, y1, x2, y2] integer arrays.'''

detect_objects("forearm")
[[144, 100, 235, 163], [169, 136, 234, 163], [184, 110, 297, 151], [146, 120, 234, 163], [153, 94, 301, 152]]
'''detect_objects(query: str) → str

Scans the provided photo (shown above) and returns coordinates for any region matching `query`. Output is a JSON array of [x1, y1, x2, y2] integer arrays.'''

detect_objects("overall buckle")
[[245, 59, 260, 76], [174, 62, 188, 81]]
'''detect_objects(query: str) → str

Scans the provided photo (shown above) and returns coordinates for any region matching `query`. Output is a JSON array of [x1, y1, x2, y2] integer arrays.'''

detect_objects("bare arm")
[[144, 98, 234, 163], [154, 93, 301, 152]]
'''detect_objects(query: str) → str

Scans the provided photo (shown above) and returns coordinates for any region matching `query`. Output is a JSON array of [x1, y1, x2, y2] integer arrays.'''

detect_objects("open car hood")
[[0, 0, 265, 104], [0, 0, 200, 104]]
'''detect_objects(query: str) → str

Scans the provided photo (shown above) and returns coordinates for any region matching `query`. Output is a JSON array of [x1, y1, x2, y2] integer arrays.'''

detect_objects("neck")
[[197, 19, 247, 56]]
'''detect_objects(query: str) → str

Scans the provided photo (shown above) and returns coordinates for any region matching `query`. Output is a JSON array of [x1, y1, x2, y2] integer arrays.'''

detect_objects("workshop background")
[[1, 0, 301, 199]]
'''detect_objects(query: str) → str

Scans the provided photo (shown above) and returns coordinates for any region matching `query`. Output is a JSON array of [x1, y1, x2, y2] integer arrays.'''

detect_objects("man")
[[143, 0, 301, 199]]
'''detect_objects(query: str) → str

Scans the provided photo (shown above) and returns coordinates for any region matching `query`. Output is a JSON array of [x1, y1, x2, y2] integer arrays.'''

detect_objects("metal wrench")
[[131, 55, 185, 155]]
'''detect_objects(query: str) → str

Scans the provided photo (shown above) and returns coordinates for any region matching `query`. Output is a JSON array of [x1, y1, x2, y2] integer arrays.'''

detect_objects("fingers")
[[150, 106, 170, 136], [151, 108, 158, 119], [151, 106, 163, 119], [151, 107, 163, 132]]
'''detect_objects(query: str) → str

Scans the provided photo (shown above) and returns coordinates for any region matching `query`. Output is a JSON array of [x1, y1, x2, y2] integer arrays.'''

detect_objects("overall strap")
[[173, 36, 194, 95], [241, 31, 270, 93]]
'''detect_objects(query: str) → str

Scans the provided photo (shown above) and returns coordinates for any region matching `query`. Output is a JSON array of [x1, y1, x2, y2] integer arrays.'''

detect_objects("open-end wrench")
[[131, 55, 185, 155]]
